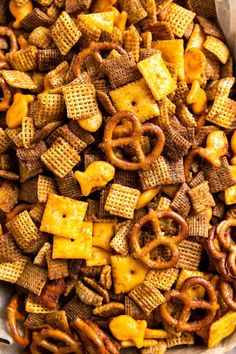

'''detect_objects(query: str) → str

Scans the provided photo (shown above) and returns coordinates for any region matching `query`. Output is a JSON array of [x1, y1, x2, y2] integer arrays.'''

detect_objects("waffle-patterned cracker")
[[0, 257, 28, 283], [17, 262, 48, 295], [28, 26, 52, 49], [63, 83, 99, 120], [105, 184, 140, 219], [0, 233, 22, 263], [176, 240, 202, 270], [1, 70, 37, 90], [187, 213, 209, 238], [56, 171, 81, 199], [40, 193, 87, 239], [188, 181, 215, 214], [41, 137, 80, 178], [206, 95, 236, 129], [7, 210, 41, 253], [6, 46, 38, 72], [0, 181, 18, 213], [37, 175, 57, 203], [110, 78, 159, 123], [146, 268, 179, 291], [51, 11, 81, 55], [25, 293, 52, 314], [35, 93, 65, 128], [171, 183, 191, 218]]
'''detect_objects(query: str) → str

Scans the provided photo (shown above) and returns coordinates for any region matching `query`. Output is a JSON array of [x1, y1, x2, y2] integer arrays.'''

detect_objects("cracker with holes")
[[40, 193, 88, 239]]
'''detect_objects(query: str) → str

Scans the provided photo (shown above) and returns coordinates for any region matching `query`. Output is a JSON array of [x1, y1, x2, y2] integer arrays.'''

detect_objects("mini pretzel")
[[159, 277, 218, 332], [101, 111, 165, 171], [0, 26, 18, 69], [0, 76, 12, 112], [73, 41, 127, 77], [7, 294, 30, 347], [30, 328, 83, 354], [217, 219, 236, 278], [71, 317, 106, 354], [220, 279, 236, 311], [131, 208, 188, 269], [86, 320, 119, 354]]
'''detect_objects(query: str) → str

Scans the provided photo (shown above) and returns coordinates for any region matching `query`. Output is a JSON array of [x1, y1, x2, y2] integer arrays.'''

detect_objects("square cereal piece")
[[146, 268, 179, 291], [203, 36, 230, 64], [162, 3, 196, 38], [124, 25, 141, 62], [93, 222, 115, 251], [77, 16, 101, 43], [46, 250, 68, 280], [171, 183, 191, 218], [0, 181, 18, 213], [187, 213, 209, 238], [145, 21, 174, 41], [35, 93, 65, 128], [6, 46, 38, 72], [0, 127, 11, 154], [0, 233, 22, 263], [53, 222, 93, 259], [188, 181, 215, 214], [37, 175, 57, 203], [1, 70, 37, 90], [110, 220, 131, 255], [119, 0, 147, 24], [41, 137, 80, 178], [110, 79, 159, 123], [40, 193, 88, 239], [167, 332, 194, 348], [111, 255, 149, 294], [17, 262, 48, 295], [152, 39, 185, 81], [137, 53, 177, 101], [188, 0, 216, 18], [0, 257, 28, 283], [56, 171, 81, 199], [206, 95, 236, 129], [25, 293, 52, 314], [206, 77, 235, 101], [176, 240, 203, 270], [46, 310, 70, 334], [22, 116, 35, 149], [62, 83, 99, 120], [34, 242, 51, 266], [105, 184, 141, 219], [51, 11, 81, 55], [128, 281, 165, 315], [7, 210, 41, 253]]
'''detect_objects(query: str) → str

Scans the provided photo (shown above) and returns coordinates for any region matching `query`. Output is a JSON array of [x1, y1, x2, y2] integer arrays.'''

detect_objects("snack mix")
[[1, 0, 236, 353]]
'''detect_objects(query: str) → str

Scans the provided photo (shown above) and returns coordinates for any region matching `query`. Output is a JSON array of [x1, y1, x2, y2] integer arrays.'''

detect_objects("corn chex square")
[[105, 184, 141, 219], [40, 193, 88, 239]]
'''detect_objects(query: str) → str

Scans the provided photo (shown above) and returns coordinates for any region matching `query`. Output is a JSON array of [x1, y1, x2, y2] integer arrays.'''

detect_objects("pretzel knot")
[[73, 41, 126, 77], [30, 328, 83, 354], [131, 209, 188, 269], [207, 220, 236, 281], [0, 76, 12, 112], [220, 279, 236, 311], [0, 26, 18, 69], [102, 111, 165, 171], [159, 277, 219, 332], [7, 295, 30, 346]]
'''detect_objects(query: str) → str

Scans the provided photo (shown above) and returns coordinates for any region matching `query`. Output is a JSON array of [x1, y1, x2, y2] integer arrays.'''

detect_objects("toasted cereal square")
[[0, 127, 11, 154], [146, 268, 179, 291], [188, 181, 215, 214], [51, 11, 81, 55], [110, 221, 131, 255], [139, 156, 170, 189], [17, 262, 48, 295], [124, 25, 141, 62], [41, 137, 80, 178], [7, 210, 41, 253], [152, 39, 185, 81], [86, 247, 112, 267], [105, 184, 141, 219], [53, 222, 93, 259], [110, 79, 159, 123], [176, 240, 202, 270], [6, 46, 38, 72], [204, 36, 230, 64], [206, 77, 235, 101], [1, 70, 37, 90], [0, 181, 18, 213], [25, 293, 52, 314], [40, 193, 88, 239], [189, 0, 216, 18], [28, 26, 52, 49], [167, 332, 194, 348], [163, 3, 196, 38], [92, 222, 115, 251], [35, 93, 65, 128], [34, 242, 51, 266], [46, 250, 68, 280], [0, 233, 22, 263], [137, 53, 177, 101], [206, 96, 236, 129], [37, 175, 57, 203], [111, 255, 149, 294], [62, 83, 99, 120], [46, 310, 70, 334], [0, 257, 28, 283], [119, 0, 147, 24]]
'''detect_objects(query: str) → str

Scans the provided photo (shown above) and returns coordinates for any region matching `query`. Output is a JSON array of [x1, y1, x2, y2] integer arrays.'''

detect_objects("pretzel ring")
[[86, 320, 119, 354], [131, 208, 188, 269], [0, 26, 18, 70], [30, 328, 83, 354], [71, 317, 106, 354], [220, 279, 236, 311], [0, 76, 12, 112], [7, 295, 30, 347], [217, 219, 236, 278], [73, 41, 126, 77], [101, 111, 165, 171], [159, 277, 218, 332]]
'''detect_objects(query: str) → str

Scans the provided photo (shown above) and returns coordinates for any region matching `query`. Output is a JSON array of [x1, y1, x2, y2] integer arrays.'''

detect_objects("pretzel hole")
[[189, 308, 208, 322], [167, 299, 184, 319], [186, 285, 206, 300]]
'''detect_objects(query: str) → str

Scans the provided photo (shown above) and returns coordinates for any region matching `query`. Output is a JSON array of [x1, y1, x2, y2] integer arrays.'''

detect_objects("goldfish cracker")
[[186, 24, 206, 51], [225, 166, 236, 205], [184, 48, 206, 85], [78, 110, 103, 132], [115, 11, 128, 33], [230, 130, 236, 165], [135, 188, 160, 209], [74, 161, 115, 196], [186, 80, 207, 115], [109, 315, 147, 348], [9, 0, 33, 29], [6, 93, 34, 128], [198, 130, 229, 168], [92, 0, 117, 12]]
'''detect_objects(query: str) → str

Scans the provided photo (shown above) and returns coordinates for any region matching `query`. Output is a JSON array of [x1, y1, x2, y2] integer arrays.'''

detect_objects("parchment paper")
[[1, 0, 236, 352]]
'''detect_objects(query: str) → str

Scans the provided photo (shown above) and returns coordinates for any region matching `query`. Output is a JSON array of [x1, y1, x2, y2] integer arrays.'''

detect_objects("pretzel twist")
[[0, 26, 18, 69], [220, 279, 236, 311], [73, 41, 126, 77], [30, 328, 83, 354], [159, 277, 218, 331], [131, 208, 188, 269], [0, 76, 12, 112], [7, 295, 30, 347], [102, 111, 165, 171]]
